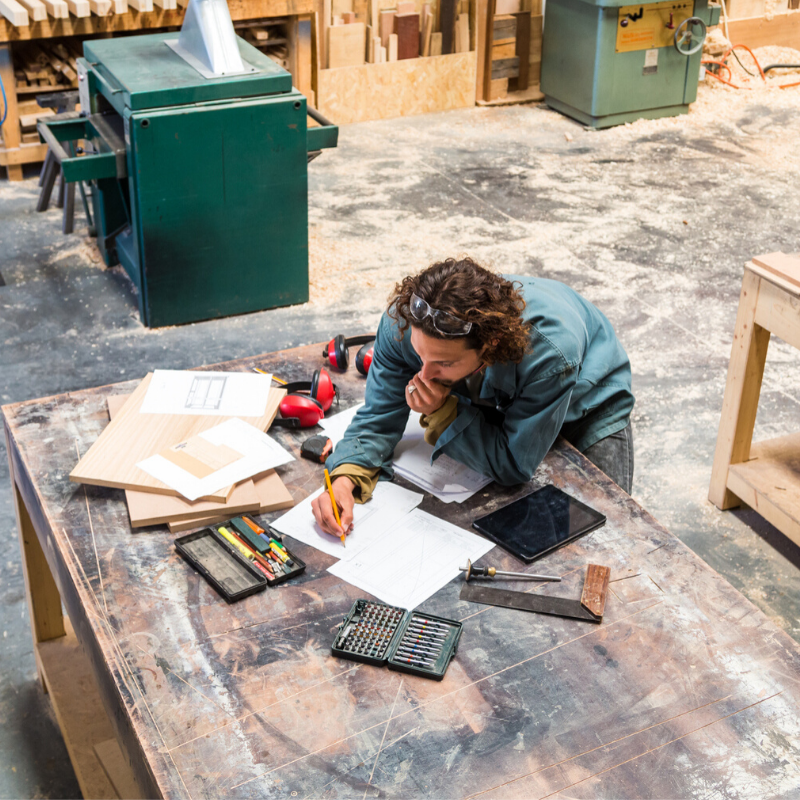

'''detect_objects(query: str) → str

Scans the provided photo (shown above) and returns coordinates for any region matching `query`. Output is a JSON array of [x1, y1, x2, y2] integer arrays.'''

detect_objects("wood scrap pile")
[[237, 19, 290, 71], [13, 40, 80, 92], [325, 0, 472, 69], [70, 373, 296, 533], [481, 0, 542, 102]]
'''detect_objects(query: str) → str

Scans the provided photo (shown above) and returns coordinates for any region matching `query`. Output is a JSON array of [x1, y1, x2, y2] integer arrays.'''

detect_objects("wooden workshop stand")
[[709, 254, 800, 546], [0, 0, 316, 181], [5, 343, 800, 798]]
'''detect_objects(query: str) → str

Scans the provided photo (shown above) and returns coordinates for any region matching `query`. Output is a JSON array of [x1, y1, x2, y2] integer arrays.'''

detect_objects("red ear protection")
[[282, 369, 338, 412], [274, 395, 324, 428], [322, 334, 375, 372], [355, 342, 373, 376]]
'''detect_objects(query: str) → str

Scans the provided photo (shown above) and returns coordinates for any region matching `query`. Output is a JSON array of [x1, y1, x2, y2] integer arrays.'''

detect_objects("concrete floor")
[[2, 95, 800, 798]]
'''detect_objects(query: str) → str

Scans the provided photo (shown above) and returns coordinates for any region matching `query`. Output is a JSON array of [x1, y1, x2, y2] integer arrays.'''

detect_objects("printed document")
[[328, 508, 494, 609], [140, 370, 273, 417]]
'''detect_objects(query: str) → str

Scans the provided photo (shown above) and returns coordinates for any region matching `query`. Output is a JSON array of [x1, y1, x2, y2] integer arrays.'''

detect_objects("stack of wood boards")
[[324, 0, 472, 69], [71, 374, 294, 532], [13, 40, 81, 93], [479, 0, 542, 102], [238, 20, 291, 71], [0, 0, 147, 27]]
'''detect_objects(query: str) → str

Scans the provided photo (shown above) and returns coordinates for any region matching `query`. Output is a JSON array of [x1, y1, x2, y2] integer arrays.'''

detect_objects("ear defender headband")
[[272, 369, 337, 428], [323, 334, 375, 373]]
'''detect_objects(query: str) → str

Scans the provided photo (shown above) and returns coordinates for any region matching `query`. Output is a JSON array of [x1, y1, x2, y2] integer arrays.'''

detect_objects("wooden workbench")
[[5, 344, 800, 799]]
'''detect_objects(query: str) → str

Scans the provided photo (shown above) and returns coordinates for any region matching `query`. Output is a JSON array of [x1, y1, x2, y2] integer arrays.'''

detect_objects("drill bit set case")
[[331, 599, 463, 681]]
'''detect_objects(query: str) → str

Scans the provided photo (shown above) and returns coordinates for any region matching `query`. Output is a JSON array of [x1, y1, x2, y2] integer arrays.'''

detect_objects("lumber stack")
[[237, 19, 291, 71], [324, 0, 472, 69], [70, 377, 295, 533], [479, 0, 542, 102], [13, 39, 79, 92]]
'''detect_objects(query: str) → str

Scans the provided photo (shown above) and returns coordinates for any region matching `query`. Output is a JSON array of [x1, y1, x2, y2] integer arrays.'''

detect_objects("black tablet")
[[471, 485, 606, 563]]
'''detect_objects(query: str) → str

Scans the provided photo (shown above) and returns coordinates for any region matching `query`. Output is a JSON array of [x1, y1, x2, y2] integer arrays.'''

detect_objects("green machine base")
[[38, 32, 338, 328], [541, 0, 721, 130], [543, 95, 690, 129]]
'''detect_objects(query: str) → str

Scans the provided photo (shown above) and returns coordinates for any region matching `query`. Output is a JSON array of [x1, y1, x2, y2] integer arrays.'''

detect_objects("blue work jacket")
[[326, 276, 634, 486]]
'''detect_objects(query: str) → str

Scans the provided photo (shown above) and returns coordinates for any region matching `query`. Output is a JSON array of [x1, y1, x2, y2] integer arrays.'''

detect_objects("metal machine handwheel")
[[673, 17, 707, 56]]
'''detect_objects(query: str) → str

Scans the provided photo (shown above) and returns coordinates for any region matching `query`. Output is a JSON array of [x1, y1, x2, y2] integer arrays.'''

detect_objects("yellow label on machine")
[[616, 1, 695, 52]]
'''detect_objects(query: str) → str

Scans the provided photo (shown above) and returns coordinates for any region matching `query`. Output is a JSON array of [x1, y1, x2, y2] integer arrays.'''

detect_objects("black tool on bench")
[[460, 564, 610, 623], [332, 599, 462, 681]]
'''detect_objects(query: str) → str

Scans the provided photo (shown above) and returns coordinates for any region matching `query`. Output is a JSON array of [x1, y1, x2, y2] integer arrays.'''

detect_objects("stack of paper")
[[271, 481, 494, 609], [392, 439, 492, 503], [72, 370, 297, 531]]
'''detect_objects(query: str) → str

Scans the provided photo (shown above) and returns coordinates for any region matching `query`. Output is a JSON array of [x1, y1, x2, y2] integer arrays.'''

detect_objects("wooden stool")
[[709, 252, 800, 546]]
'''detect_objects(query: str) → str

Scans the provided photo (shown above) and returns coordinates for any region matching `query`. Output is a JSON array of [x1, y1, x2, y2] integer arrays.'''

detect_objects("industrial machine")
[[540, 0, 721, 129], [38, 0, 338, 328]]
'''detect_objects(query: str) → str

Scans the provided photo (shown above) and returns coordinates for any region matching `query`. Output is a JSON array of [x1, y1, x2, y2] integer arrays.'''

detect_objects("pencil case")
[[331, 599, 462, 681]]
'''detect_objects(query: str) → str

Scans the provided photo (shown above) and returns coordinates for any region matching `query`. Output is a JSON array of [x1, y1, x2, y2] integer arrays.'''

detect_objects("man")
[[311, 257, 634, 536]]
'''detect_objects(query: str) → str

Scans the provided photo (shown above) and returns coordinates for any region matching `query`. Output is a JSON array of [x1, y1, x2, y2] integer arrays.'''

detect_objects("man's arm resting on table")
[[329, 464, 381, 503]]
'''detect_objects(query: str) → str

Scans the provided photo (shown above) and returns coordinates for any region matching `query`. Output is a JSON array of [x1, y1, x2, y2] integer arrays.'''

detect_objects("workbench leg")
[[8, 449, 66, 691], [709, 270, 771, 510], [0, 44, 23, 182]]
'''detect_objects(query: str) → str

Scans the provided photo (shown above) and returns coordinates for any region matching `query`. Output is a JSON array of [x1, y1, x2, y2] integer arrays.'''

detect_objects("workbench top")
[[4, 344, 800, 799]]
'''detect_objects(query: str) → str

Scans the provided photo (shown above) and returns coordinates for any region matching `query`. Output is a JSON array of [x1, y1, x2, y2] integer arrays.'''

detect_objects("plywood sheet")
[[70, 373, 284, 497], [108, 394, 266, 527], [167, 471, 295, 532], [328, 21, 366, 67], [319, 50, 476, 124]]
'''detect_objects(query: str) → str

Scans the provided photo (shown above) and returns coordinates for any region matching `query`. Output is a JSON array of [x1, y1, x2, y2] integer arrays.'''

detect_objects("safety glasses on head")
[[409, 293, 473, 336]]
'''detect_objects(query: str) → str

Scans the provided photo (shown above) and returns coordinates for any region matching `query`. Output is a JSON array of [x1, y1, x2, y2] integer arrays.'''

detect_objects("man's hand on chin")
[[405, 373, 451, 416]]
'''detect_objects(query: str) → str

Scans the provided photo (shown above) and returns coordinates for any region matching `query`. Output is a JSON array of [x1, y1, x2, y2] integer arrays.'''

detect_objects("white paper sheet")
[[318, 403, 365, 445], [392, 440, 492, 503], [270, 481, 423, 558], [137, 418, 294, 501], [328, 508, 494, 609], [140, 370, 274, 417]]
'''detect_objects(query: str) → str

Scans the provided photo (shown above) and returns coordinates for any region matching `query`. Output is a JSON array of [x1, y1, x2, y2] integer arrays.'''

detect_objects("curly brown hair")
[[388, 257, 530, 365]]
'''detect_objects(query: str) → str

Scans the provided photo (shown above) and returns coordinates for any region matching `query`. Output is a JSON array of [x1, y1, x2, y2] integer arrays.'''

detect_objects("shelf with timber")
[[0, 0, 316, 180]]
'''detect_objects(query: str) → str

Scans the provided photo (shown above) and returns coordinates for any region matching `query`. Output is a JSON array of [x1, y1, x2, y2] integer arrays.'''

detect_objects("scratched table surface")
[[5, 344, 800, 800]]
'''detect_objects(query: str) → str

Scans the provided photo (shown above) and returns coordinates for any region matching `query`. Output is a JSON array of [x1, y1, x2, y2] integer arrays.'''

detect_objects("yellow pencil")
[[324, 468, 346, 547]]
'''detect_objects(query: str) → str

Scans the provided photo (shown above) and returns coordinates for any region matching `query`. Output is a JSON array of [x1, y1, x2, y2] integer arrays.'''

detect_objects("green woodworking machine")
[[38, 0, 338, 327], [540, 0, 721, 128]]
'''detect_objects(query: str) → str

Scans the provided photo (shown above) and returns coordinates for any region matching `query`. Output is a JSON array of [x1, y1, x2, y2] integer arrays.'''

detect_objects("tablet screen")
[[471, 485, 606, 563]]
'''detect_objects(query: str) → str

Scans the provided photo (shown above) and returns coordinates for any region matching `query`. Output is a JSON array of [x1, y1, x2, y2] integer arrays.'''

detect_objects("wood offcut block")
[[510, 10, 530, 90], [342, 9, 356, 21], [152, 0, 176, 8], [491, 56, 518, 79], [396, 0, 414, 11], [126, 0, 153, 11], [440, 0, 456, 53], [493, 13, 516, 42], [455, 12, 469, 52], [66, 0, 90, 13], [495, 0, 521, 11], [17, 0, 46, 21], [42, 0, 68, 16], [394, 12, 419, 59], [379, 8, 395, 47], [430, 31, 442, 55], [388, 32, 398, 60], [0, 0, 29, 25], [421, 8, 433, 55], [328, 21, 366, 67], [88, 0, 111, 13]]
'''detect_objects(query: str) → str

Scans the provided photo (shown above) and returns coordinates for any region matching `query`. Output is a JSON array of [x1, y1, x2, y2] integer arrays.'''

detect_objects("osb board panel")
[[71, 373, 284, 497], [107, 395, 262, 528], [318, 50, 476, 123]]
